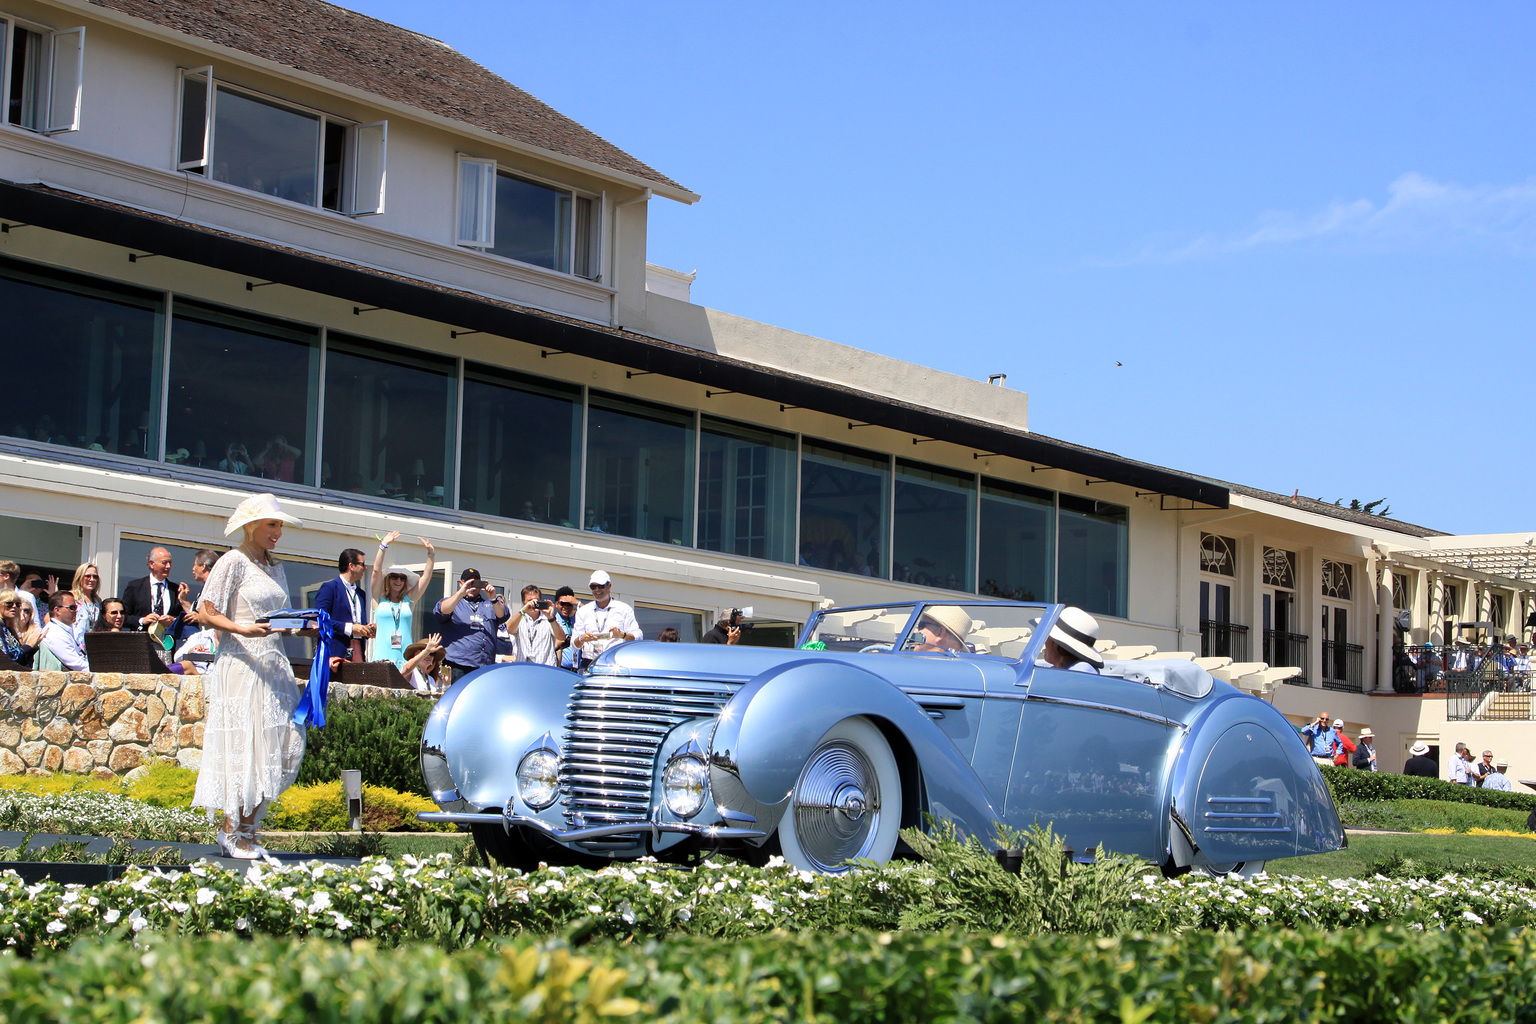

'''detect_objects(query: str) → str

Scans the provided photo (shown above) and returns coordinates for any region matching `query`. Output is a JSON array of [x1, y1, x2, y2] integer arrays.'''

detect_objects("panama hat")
[[1049, 607, 1103, 669], [224, 493, 302, 536], [382, 565, 420, 589], [921, 605, 974, 643], [1358, 727, 1374, 738], [1409, 741, 1430, 757]]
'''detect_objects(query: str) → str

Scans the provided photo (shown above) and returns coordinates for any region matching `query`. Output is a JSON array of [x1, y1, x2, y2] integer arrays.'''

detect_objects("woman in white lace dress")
[[192, 493, 308, 858]]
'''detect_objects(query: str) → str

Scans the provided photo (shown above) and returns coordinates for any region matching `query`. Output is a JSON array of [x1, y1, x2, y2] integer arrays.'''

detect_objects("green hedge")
[[295, 695, 434, 797], [3, 926, 1535, 1023], [1321, 764, 1536, 811]]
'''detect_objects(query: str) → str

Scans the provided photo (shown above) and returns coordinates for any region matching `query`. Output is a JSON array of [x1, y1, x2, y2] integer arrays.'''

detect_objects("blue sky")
[[348, 1, 1534, 535]]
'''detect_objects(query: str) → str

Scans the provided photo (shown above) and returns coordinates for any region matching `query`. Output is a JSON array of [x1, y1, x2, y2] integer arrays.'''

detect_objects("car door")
[[1003, 666, 1181, 862]]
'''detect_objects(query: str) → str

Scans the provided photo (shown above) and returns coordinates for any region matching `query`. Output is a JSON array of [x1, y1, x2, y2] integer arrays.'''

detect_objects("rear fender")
[[1168, 693, 1344, 866], [709, 659, 1001, 841]]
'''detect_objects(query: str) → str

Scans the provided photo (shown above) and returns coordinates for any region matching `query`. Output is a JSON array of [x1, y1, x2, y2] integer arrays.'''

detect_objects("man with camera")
[[703, 607, 750, 645], [572, 570, 640, 669], [512, 584, 565, 666]]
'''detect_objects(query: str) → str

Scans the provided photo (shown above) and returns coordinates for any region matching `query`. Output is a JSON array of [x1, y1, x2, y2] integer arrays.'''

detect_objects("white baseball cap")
[[589, 569, 612, 586]]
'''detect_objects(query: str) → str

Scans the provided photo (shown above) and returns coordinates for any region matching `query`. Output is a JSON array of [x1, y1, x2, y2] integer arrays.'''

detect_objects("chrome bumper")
[[418, 810, 767, 843]]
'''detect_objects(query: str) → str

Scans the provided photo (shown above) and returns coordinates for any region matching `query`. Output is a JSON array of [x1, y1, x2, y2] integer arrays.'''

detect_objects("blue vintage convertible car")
[[419, 601, 1344, 874]]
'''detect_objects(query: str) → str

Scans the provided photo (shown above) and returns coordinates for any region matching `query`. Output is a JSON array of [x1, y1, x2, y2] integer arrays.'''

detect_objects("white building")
[[1, 0, 1531, 781]]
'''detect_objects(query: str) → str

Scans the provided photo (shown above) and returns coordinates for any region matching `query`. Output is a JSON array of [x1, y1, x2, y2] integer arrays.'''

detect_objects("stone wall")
[[0, 671, 202, 778], [0, 671, 419, 779]]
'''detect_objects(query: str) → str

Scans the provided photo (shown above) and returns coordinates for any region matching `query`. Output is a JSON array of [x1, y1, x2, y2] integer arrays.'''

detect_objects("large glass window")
[[698, 417, 796, 563], [799, 440, 890, 578], [979, 479, 1054, 601], [1057, 494, 1127, 618], [210, 87, 322, 206], [0, 257, 161, 460], [585, 394, 694, 545], [489, 171, 598, 278], [167, 302, 317, 482], [459, 364, 582, 525], [634, 605, 703, 644], [179, 75, 380, 213], [322, 335, 456, 503], [892, 460, 975, 591]]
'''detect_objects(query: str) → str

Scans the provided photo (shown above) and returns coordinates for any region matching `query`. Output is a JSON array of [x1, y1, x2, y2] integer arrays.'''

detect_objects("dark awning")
[[0, 179, 1228, 507]]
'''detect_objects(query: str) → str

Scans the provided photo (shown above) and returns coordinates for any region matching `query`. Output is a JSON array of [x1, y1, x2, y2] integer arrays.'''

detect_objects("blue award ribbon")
[[292, 607, 334, 729]]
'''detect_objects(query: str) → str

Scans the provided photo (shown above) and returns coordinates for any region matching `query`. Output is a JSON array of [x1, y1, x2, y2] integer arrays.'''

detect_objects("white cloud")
[[1098, 173, 1536, 265]]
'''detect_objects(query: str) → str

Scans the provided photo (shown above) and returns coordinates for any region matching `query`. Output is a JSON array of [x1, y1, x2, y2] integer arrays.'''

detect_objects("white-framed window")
[[1, 15, 84, 134], [455, 154, 601, 280], [177, 68, 386, 215]]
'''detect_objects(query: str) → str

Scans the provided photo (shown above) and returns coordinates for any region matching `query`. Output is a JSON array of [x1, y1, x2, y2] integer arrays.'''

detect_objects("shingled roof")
[[85, 0, 693, 198]]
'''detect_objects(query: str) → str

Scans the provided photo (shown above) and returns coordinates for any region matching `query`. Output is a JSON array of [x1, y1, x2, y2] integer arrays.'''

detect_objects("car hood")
[[595, 640, 999, 692]]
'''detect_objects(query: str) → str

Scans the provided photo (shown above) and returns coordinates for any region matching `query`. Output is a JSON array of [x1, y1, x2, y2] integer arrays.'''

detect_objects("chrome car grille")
[[561, 677, 735, 848]]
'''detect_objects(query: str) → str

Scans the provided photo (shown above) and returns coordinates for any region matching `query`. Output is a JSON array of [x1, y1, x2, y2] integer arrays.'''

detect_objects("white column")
[[1376, 567, 1395, 693]]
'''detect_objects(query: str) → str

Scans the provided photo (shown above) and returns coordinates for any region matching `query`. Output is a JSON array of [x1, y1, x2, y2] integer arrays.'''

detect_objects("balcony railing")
[[1199, 620, 1249, 661], [1320, 641, 1365, 693], [1399, 643, 1534, 720], [1265, 630, 1309, 686]]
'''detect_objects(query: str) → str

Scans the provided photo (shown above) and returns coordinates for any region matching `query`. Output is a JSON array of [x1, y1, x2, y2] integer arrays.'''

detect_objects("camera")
[[730, 607, 754, 631], [536, 599, 551, 609]]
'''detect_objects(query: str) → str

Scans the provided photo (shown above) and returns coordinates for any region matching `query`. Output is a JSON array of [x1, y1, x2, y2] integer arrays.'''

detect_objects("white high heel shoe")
[[217, 827, 261, 861]]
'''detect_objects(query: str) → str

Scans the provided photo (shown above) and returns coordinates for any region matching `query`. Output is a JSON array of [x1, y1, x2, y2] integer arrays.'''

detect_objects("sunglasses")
[[590, 584, 610, 591]]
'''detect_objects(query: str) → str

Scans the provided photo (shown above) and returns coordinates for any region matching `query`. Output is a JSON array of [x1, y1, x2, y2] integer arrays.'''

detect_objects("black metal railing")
[[1320, 641, 1365, 693], [1199, 620, 1250, 661], [1398, 643, 1534, 720], [1265, 630, 1309, 686]]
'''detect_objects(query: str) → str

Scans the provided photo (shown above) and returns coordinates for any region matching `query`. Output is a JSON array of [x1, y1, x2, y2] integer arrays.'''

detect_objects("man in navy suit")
[[314, 548, 374, 662]]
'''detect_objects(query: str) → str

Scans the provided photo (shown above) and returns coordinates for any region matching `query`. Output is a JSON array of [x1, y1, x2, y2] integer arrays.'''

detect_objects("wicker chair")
[[333, 660, 411, 690], [83, 632, 171, 673]]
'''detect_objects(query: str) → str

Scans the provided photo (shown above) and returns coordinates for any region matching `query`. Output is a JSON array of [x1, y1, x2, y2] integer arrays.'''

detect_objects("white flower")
[[1462, 910, 1485, 925], [330, 912, 352, 930], [45, 921, 65, 934], [309, 891, 332, 911], [196, 888, 217, 906], [102, 908, 120, 925], [166, 901, 190, 915], [129, 909, 147, 932], [677, 908, 692, 922], [235, 917, 249, 930], [586, 904, 603, 915]]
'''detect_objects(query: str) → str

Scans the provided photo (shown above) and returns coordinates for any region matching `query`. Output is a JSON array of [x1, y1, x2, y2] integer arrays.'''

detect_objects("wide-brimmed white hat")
[[382, 565, 420, 589], [1049, 606, 1103, 668], [224, 493, 302, 536], [921, 605, 973, 643], [1409, 741, 1430, 757], [1358, 727, 1374, 738]]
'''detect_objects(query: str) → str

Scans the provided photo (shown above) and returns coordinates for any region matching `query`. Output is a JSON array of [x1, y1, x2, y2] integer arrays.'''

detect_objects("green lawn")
[[261, 831, 475, 859], [1273, 831, 1536, 879], [1337, 798, 1534, 834]]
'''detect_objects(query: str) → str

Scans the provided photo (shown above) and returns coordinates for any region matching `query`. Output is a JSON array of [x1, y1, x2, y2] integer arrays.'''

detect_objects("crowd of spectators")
[[1298, 709, 1515, 787]]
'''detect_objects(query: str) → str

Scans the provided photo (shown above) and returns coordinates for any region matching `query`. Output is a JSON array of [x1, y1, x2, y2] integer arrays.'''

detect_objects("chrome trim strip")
[[1203, 812, 1283, 821], [1205, 797, 1273, 805], [1025, 693, 1182, 728], [1202, 826, 1293, 834], [416, 811, 767, 842]]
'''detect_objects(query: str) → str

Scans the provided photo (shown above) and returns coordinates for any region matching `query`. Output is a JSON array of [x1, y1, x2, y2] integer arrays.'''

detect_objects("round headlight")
[[662, 754, 710, 820], [517, 749, 560, 810]]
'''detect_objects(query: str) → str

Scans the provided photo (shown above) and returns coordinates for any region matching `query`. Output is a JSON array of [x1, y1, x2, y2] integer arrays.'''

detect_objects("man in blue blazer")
[[314, 548, 375, 663]]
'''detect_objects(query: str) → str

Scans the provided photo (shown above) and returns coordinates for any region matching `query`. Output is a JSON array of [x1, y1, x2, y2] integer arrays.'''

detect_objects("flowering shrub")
[[0, 789, 212, 843], [4, 850, 1536, 957]]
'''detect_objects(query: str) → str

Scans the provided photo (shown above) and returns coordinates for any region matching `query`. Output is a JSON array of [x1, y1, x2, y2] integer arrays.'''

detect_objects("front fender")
[[421, 663, 576, 813], [709, 659, 1002, 840]]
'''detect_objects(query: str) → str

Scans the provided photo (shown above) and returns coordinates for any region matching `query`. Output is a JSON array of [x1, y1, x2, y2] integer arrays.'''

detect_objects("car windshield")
[[804, 605, 918, 653], [804, 602, 1046, 659]]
